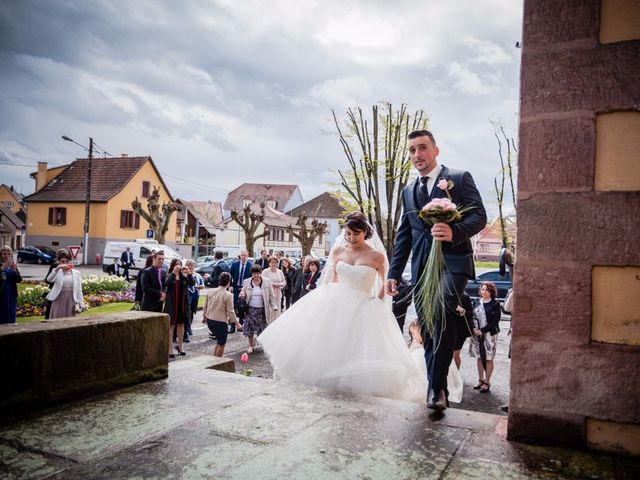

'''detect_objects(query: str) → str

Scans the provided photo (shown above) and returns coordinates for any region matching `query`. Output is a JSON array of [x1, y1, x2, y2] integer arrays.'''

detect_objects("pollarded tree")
[[230, 204, 270, 256], [286, 215, 328, 256], [131, 186, 177, 244], [332, 102, 429, 257]]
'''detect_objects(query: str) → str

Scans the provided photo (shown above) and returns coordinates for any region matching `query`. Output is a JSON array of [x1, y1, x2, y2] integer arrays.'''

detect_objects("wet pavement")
[[1, 350, 638, 479]]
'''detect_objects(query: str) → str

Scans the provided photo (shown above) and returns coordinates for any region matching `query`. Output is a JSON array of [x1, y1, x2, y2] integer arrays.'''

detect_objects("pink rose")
[[241, 353, 249, 363], [437, 179, 448, 191]]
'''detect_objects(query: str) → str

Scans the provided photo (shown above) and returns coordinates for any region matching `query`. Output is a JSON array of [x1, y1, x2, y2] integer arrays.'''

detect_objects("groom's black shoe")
[[428, 390, 447, 411]]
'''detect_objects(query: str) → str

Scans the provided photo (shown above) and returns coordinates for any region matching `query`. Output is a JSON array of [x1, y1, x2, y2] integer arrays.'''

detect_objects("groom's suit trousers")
[[422, 272, 468, 396]]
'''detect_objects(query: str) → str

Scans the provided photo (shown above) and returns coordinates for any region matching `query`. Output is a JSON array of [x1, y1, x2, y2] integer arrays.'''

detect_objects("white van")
[[102, 239, 184, 276]]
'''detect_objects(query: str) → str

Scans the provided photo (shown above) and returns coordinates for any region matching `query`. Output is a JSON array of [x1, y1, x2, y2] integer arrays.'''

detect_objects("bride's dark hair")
[[344, 211, 373, 239]]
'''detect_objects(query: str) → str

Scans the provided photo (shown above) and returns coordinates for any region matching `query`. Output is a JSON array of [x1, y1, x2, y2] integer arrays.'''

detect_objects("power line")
[[0, 161, 36, 167], [160, 172, 229, 193]]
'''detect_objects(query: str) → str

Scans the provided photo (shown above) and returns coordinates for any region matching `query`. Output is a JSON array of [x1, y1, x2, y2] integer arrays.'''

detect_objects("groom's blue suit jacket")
[[388, 165, 487, 284]]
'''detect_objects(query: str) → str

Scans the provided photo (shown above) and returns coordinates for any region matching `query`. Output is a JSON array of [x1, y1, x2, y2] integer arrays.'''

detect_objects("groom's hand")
[[431, 223, 453, 242], [386, 279, 399, 296]]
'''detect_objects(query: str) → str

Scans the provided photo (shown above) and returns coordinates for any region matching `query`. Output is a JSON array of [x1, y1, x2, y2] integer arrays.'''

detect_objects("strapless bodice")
[[336, 261, 377, 295]]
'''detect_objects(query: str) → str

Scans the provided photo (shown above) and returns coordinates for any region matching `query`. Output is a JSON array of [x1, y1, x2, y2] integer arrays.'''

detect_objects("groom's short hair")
[[408, 129, 436, 146]]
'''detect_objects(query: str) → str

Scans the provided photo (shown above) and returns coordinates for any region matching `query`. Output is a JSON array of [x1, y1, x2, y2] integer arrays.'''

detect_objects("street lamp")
[[62, 135, 93, 265]]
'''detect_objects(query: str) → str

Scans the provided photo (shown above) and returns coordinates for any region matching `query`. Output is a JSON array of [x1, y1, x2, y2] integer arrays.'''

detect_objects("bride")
[[258, 211, 427, 403]]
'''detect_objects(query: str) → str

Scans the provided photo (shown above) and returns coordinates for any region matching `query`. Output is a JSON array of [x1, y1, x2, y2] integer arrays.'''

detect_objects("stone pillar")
[[509, 0, 640, 456]]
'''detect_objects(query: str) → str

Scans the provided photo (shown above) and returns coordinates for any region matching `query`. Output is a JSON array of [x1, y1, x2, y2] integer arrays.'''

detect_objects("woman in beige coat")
[[202, 272, 237, 357], [239, 265, 278, 353], [261, 256, 286, 318]]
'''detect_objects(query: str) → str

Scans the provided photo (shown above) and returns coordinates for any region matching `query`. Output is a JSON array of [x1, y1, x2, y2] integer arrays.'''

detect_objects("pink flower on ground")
[[437, 179, 449, 191], [241, 353, 249, 363]]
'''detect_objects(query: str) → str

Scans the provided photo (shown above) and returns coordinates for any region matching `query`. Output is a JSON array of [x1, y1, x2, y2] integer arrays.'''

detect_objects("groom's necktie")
[[418, 176, 430, 207]]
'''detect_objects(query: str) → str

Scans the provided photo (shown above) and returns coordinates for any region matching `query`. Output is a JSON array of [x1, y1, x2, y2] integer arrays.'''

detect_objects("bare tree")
[[131, 186, 177, 244], [491, 122, 518, 249], [286, 215, 328, 256], [332, 102, 429, 256], [230, 204, 270, 255]]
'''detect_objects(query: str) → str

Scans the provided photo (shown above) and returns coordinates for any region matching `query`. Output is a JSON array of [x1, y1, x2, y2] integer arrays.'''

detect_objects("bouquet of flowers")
[[415, 179, 472, 337]]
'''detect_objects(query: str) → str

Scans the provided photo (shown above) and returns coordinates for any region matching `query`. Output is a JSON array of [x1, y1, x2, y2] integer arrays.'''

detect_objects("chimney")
[[36, 162, 48, 192], [121, 154, 128, 158]]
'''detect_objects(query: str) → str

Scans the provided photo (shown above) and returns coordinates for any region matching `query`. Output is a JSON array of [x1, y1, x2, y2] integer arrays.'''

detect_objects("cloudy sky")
[[0, 0, 522, 216]]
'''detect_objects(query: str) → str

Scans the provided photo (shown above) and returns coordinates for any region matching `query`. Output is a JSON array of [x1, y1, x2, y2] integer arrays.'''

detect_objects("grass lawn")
[[475, 261, 499, 268], [17, 302, 134, 324]]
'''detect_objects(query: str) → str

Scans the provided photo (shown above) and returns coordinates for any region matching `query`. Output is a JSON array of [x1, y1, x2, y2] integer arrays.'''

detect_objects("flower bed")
[[16, 275, 134, 318]]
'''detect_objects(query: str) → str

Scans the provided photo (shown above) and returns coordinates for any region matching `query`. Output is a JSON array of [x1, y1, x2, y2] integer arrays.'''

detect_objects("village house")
[[222, 183, 303, 218], [286, 192, 344, 254], [473, 217, 516, 262], [23, 157, 177, 263], [0, 184, 27, 250], [175, 199, 223, 257]]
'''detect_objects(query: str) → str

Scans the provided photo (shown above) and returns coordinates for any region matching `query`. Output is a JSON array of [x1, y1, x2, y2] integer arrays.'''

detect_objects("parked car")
[[195, 258, 235, 281], [16, 246, 55, 264], [195, 255, 215, 266], [465, 270, 512, 301]]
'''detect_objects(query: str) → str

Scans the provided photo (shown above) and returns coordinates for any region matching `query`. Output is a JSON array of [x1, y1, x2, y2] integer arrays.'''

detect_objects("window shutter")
[[120, 210, 126, 229], [48, 208, 53, 225], [134, 213, 140, 229]]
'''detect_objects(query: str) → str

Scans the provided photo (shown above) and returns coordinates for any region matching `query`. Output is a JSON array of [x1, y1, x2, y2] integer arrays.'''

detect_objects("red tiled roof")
[[188, 200, 223, 226], [24, 156, 173, 203], [223, 183, 299, 212], [287, 192, 343, 218]]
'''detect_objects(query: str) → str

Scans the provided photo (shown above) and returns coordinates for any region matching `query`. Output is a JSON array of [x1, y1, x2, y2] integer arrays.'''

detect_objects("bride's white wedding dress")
[[258, 261, 427, 403]]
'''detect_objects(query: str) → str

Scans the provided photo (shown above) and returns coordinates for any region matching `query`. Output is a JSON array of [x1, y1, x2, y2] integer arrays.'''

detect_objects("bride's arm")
[[374, 251, 386, 300]]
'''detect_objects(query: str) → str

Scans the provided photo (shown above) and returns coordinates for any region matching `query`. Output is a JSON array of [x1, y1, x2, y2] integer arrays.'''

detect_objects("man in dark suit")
[[207, 250, 229, 288], [140, 250, 166, 312], [229, 249, 252, 331], [387, 130, 487, 411], [120, 247, 135, 281], [255, 250, 270, 270]]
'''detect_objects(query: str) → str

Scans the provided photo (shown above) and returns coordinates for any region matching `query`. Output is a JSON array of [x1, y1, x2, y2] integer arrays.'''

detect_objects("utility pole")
[[83, 138, 93, 265]]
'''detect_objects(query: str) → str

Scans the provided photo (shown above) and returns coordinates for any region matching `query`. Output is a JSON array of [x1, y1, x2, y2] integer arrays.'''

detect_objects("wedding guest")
[[134, 255, 155, 308], [391, 277, 412, 332], [0, 246, 22, 324], [256, 250, 270, 270], [202, 272, 237, 357], [470, 282, 501, 393], [302, 259, 320, 297], [43, 259, 59, 319], [453, 292, 474, 369], [46, 249, 84, 319], [141, 251, 166, 313], [239, 265, 278, 353], [261, 256, 286, 319], [291, 255, 312, 304], [280, 258, 296, 310], [164, 259, 195, 357], [184, 259, 204, 341]]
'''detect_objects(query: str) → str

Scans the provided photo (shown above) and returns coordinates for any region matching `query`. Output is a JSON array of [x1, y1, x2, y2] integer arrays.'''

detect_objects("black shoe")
[[169, 353, 175, 358], [428, 390, 447, 411], [175, 346, 186, 356], [183, 337, 190, 343], [228, 325, 236, 334], [501, 405, 509, 413]]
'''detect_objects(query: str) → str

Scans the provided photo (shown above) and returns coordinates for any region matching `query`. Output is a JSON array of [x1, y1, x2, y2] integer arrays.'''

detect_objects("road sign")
[[68, 245, 81, 259], [146, 229, 154, 239]]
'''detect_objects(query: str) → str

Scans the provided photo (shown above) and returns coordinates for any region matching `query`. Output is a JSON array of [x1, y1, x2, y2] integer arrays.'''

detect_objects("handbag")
[[236, 297, 249, 316]]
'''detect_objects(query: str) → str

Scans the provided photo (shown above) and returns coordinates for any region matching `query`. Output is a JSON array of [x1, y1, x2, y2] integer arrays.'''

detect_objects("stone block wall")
[[509, 0, 640, 456], [0, 312, 169, 419]]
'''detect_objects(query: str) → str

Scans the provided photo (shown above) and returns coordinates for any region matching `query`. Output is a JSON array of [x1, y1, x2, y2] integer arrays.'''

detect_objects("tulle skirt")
[[258, 283, 427, 403]]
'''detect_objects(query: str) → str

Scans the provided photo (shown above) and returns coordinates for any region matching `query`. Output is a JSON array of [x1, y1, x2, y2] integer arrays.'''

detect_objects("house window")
[[142, 181, 151, 198], [4, 201, 12, 208], [48, 207, 67, 226], [288, 232, 293, 242], [242, 200, 252, 207], [120, 210, 141, 229], [318, 234, 323, 245]]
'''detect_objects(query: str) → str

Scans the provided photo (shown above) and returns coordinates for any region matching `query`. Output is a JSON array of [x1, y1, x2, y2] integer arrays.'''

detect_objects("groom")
[[387, 130, 486, 411]]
